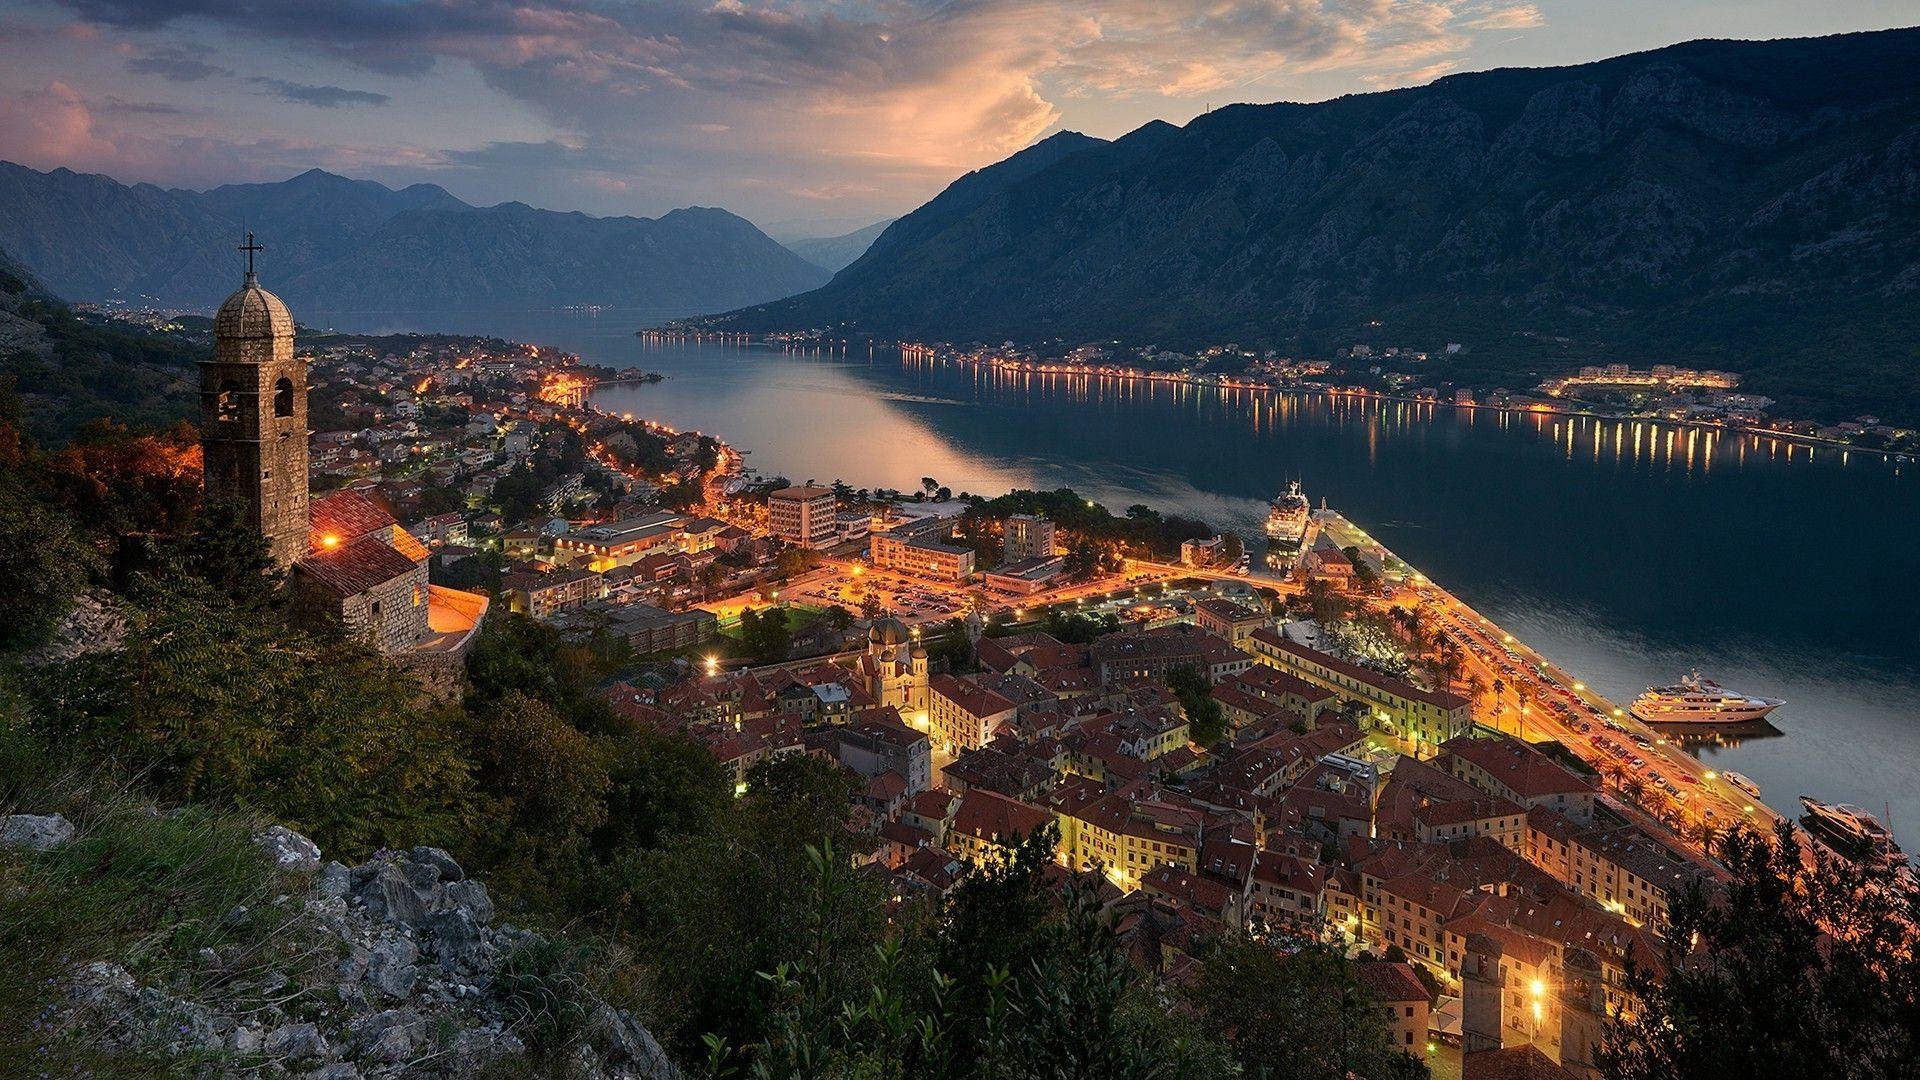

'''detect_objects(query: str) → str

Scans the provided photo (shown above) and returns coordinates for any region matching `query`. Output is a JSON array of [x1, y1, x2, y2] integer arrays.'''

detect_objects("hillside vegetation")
[[0, 249, 201, 442]]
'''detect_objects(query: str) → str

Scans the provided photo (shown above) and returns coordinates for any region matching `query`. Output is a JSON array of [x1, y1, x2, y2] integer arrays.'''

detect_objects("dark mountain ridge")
[[720, 28, 1920, 421], [0, 163, 828, 314]]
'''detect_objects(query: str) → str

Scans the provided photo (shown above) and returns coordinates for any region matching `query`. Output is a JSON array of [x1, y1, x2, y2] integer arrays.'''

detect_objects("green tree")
[[734, 825, 1210, 1078], [182, 499, 283, 610], [461, 691, 610, 898], [737, 607, 792, 664], [1186, 931, 1427, 1080], [23, 577, 473, 856], [1167, 663, 1228, 747], [0, 467, 94, 650], [823, 604, 855, 632], [776, 546, 822, 579], [1598, 822, 1920, 1080], [636, 755, 874, 1061]]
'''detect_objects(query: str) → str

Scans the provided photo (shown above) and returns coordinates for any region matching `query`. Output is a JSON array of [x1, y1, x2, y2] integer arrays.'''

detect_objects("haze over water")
[[317, 306, 1920, 839]]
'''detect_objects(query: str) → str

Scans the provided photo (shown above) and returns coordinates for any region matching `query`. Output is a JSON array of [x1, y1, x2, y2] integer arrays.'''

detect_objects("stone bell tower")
[[200, 233, 309, 570]]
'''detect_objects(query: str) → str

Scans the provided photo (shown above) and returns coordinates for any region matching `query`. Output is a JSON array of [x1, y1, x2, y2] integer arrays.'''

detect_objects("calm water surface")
[[314, 308, 1920, 838]]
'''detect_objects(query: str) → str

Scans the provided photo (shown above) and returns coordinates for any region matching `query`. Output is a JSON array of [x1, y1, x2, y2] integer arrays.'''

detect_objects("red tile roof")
[[1355, 960, 1430, 1003], [950, 788, 1052, 846], [1441, 735, 1594, 799], [298, 534, 420, 598], [308, 490, 397, 551]]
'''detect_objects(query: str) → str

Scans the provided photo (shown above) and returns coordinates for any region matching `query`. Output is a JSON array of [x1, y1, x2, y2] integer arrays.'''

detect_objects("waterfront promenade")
[[1319, 510, 1786, 838]]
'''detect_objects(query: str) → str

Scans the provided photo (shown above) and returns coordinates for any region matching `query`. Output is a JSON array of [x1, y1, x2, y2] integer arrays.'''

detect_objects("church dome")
[[868, 617, 910, 648], [215, 281, 294, 340]]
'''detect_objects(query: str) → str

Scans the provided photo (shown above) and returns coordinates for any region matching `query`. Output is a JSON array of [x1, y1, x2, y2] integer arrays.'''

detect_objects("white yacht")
[[1631, 671, 1783, 724], [1265, 480, 1309, 543], [1800, 796, 1906, 868]]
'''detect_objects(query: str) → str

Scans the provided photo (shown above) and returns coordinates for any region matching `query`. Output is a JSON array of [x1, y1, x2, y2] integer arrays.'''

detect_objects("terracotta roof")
[[930, 674, 1017, 718], [950, 788, 1052, 846], [309, 490, 397, 550], [298, 534, 420, 598], [1355, 960, 1430, 1003], [1441, 735, 1594, 799]]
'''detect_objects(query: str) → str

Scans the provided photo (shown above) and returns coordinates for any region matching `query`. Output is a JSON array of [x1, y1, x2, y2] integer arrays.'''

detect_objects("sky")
[[0, 0, 1913, 235]]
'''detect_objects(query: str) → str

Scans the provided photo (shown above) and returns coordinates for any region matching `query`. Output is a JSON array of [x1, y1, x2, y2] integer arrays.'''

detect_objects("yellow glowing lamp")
[[321, 534, 341, 548]]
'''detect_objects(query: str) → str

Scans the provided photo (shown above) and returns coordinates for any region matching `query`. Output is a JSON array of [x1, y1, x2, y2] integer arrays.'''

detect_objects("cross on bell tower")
[[238, 231, 263, 284]]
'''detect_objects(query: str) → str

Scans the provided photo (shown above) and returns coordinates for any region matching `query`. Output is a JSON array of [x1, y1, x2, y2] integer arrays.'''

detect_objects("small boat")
[[1632, 671, 1783, 724], [1722, 771, 1761, 799]]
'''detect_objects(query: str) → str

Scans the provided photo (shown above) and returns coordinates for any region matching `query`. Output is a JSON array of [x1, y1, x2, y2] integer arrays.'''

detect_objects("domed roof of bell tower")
[[214, 232, 293, 341], [216, 282, 294, 340]]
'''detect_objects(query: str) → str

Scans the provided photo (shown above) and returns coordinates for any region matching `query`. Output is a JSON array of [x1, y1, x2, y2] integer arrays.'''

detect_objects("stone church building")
[[200, 237, 486, 672]]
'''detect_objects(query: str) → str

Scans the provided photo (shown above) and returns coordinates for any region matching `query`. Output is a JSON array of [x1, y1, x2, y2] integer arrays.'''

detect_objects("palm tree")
[[1491, 677, 1507, 733], [1515, 683, 1536, 741]]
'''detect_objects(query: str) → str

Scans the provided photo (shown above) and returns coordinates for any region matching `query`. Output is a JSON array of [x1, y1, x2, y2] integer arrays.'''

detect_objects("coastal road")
[[1415, 584, 1784, 840]]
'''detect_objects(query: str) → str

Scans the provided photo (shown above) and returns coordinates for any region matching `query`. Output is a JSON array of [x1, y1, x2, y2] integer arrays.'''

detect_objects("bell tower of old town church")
[[199, 233, 310, 570]]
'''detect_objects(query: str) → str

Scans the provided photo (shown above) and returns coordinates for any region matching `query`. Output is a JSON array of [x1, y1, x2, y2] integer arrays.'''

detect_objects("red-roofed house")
[[948, 788, 1053, 866]]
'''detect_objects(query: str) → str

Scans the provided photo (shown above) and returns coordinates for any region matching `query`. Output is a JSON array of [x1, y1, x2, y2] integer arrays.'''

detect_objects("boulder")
[[366, 934, 419, 1000], [315, 861, 352, 900], [592, 1002, 678, 1078], [352, 1007, 426, 1064], [263, 1021, 331, 1061], [1, 812, 75, 851], [255, 825, 322, 872], [356, 861, 434, 928], [407, 846, 466, 882], [428, 908, 492, 975], [442, 879, 494, 925]]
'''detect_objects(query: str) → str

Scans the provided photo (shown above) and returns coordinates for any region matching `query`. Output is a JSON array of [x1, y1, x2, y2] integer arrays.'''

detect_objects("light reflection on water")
[[310, 308, 1920, 838]]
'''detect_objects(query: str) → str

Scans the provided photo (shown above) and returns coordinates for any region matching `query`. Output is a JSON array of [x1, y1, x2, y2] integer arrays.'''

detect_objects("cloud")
[[1464, 4, 1546, 31], [94, 95, 189, 116], [43, 0, 1547, 215], [0, 82, 118, 167], [125, 52, 229, 82], [250, 78, 390, 107]]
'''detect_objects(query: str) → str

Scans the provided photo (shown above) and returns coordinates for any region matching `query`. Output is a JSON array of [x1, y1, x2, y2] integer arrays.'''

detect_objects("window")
[[273, 377, 295, 417], [216, 380, 241, 422]]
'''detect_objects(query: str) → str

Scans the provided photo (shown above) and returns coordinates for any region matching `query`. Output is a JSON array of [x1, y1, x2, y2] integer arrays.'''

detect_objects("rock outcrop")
[[0, 812, 75, 851], [36, 827, 675, 1078]]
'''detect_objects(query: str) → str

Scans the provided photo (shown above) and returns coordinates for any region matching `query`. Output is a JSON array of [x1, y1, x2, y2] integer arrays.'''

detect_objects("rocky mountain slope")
[[2, 810, 674, 1078], [0, 164, 827, 315], [720, 28, 1920, 421]]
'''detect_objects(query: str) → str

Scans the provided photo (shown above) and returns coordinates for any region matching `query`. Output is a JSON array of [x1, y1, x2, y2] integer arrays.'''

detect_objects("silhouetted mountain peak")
[[0, 162, 827, 313], [717, 27, 1920, 423]]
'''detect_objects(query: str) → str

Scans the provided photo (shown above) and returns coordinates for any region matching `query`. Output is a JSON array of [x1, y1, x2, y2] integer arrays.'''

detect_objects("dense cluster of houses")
[[599, 598, 1725, 1076]]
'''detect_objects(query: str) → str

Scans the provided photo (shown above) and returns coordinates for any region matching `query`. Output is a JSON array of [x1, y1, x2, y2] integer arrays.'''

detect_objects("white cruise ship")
[[1630, 671, 1783, 724], [1265, 480, 1309, 543]]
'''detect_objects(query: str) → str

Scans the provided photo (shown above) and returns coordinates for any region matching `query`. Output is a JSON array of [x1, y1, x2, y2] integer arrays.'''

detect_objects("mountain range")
[[780, 218, 896, 273], [0, 164, 828, 314], [719, 28, 1920, 422]]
